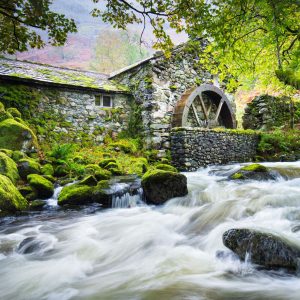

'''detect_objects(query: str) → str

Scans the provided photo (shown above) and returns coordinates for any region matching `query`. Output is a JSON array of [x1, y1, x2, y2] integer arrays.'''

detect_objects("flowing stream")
[[1, 161, 300, 300]]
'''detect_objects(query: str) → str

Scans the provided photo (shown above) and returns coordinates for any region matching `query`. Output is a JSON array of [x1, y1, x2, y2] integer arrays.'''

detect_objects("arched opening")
[[172, 84, 236, 128]]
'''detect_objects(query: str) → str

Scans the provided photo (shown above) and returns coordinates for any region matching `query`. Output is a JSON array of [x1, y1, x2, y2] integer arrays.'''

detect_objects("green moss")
[[0, 152, 19, 184], [99, 158, 117, 168], [142, 169, 178, 185], [240, 164, 267, 172], [231, 172, 244, 180], [0, 149, 13, 157], [155, 164, 178, 173], [29, 200, 46, 210], [0, 174, 28, 212], [109, 139, 138, 154], [41, 163, 54, 176], [12, 150, 27, 162], [7, 107, 21, 118], [170, 85, 178, 90], [27, 174, 54, 199], [85, 164, 111, 181], [18, 158, 41, 179], [0, 110, 13, 122], [0, 118, 39, 151], [58, 184, 93, 205], [79, 175, 98, 186]]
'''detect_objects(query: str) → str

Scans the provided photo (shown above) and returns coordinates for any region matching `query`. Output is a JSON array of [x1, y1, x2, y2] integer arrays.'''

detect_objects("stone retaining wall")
[[171, 128, 259, 171]]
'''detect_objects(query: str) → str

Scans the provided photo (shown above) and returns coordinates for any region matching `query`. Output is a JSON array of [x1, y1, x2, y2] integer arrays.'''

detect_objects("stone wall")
[[112, 42, 235, 153], [171, 128, 259, 171], [242, 95, 295, 130], [0, 80, 131, 144]]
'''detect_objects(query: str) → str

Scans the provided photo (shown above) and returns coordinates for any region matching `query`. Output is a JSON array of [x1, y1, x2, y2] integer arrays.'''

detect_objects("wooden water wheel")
[[172, 84, 236, 128]]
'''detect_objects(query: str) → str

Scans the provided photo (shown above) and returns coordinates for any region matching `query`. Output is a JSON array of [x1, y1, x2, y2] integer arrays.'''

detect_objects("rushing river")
[[1, 161, 300, 300]]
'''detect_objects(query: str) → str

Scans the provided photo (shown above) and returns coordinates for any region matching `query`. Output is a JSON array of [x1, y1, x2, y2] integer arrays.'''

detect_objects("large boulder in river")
[[141, 169, 188, 205], [0, 118, 38, 152], [0, 174, 28, 213], [229, 163, 277, 181], [223, 228, 300, 272]]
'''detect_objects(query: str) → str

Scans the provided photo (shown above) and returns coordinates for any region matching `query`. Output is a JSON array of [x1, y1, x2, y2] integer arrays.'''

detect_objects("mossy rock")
[[42, 175, 56, 183], [0, 174, 28, 213], [54, 165, 70, 177], [18, 185, 38, 201], [0, 149, 13, 157], [229, 164, 277, 181], [12, 150, 27, 162], [18, 158, 41, 179], [27, 174, 54, 199], [103, 162, 123, 175], [41, 163, 54, 176], [0, 102, 5, 112], [91, 180, 111, 206], [155, 164, 178, 173], [0, 118, 39, 152], [141, 169, 188, 205], [85, 164, 111, 181], [79, 175, 98, 186], [99, 158, 117, 168], [240, 164, 268, 172], [0, 152, 20, 184], [109, 141, 137, 154], [58, 184, 93, 206], [29, 200, 46, 210], [7, 108, 22, 118]]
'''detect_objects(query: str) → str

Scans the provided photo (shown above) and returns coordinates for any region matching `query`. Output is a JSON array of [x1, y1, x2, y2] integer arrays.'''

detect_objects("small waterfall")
[[112, 188, 144, 208]]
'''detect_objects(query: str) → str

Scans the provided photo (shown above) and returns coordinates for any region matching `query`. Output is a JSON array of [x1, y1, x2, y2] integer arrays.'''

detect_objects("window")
[[95, 95, 113, 107]]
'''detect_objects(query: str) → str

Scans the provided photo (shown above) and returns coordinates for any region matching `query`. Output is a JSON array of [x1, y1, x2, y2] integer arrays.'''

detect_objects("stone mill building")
[[0, 42, 258, 170]]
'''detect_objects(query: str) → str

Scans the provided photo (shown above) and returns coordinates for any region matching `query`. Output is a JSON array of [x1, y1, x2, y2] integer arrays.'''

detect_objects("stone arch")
[[172, 84, 236, 128]]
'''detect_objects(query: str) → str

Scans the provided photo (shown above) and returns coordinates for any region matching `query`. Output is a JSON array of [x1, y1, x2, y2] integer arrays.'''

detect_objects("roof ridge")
[[0, 57, 109, 77]]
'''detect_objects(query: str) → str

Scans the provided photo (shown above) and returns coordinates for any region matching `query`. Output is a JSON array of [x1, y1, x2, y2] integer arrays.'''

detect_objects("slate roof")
[[0, 58, 130, 93]]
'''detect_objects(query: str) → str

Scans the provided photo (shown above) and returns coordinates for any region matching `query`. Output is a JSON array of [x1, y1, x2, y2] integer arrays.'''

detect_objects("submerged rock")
[[229, 163, 277, 181], [0, 174, 28, 213], [223, 228, 300, 272], [141, 169, 188, 205]]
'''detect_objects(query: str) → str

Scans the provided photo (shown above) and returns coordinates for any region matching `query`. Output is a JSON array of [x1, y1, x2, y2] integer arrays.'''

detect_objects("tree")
[[91, 0, 300, 90], [0, 0, 77, 54], [90, 29, 150, 73]]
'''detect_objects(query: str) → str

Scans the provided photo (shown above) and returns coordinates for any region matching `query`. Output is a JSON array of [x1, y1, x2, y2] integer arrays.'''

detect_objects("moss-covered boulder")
[[229, 163, 277, 181], [54, 164, 70, 177], [79, 175, 98, 186], [58, 180, 110, 206], [18, 158, 41, 179], [0, 118, 38, 152], [103, 162, 123, 175], [58, 184, 93, 206], [155, 164, 178, 173], [27, 174, 54, 199], [0, 149, 13, 157], [85, 164, 111, 181], [0, 110, 13, 122], [41, 163, 54, 176], [91, 180, 110, 206], [0, 175, 28, 213], [99, 158, 117, 168], [0, 152, 19, 184], [18, 185, 38, 201], [141, 169, 188, 205]]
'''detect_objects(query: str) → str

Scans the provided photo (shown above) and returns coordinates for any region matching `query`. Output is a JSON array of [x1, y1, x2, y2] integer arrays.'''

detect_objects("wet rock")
[[0, 152, 19, 184], [29, 200, 46, 210], [17, 237, 44, 254], [229, 164, 278, 181], [141, 169, 188, 205], [223, 228, 300, 272]]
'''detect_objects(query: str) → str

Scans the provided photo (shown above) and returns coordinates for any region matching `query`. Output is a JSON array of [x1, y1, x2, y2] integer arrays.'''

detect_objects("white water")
[[1, 161, 300, 300]]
